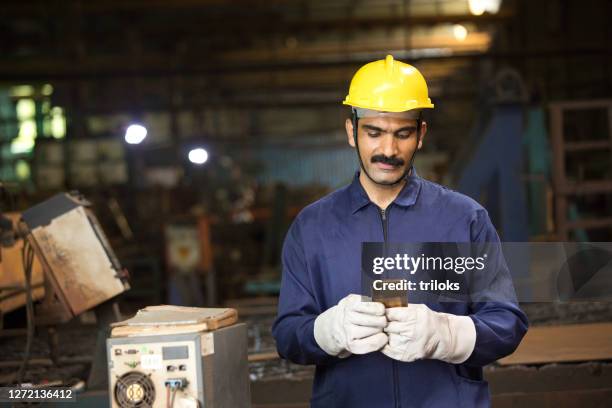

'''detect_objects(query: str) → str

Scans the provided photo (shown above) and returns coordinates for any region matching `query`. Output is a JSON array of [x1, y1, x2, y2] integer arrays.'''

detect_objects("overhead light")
[[124, 124, 147, 145], [468, 0, 502, 15], [486, 0, 502, 14], [51, 107, 66, 139], [188, 148, 209, 165], [453, 24, 468, 41], [468, 0, 486, 15], [11, 121, 36, 154], [16, 99, 36, 119], [10, 85, 34, 98], [15, 160, 31, 180], [41, 84, 54, 96]]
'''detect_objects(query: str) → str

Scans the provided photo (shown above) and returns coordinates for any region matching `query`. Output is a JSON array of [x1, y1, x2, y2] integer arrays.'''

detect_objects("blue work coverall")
[[272, 170, 528, 407]]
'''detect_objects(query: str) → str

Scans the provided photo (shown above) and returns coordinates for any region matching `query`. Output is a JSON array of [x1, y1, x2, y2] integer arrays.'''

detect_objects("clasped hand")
[[314, 294, 475, 364]]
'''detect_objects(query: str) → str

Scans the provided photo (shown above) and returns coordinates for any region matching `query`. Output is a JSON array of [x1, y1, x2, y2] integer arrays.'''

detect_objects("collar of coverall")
[[354, 107, 422, 120], [348, 167, 422, 214]]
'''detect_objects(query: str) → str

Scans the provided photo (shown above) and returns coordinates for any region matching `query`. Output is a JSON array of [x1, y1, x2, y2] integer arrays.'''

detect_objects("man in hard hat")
[[272, 55, 528, 407]]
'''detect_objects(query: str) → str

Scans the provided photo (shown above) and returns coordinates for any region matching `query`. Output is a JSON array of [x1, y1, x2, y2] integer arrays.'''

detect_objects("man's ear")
[[346, 118, 356, 147], [417, 121, 427, 150]]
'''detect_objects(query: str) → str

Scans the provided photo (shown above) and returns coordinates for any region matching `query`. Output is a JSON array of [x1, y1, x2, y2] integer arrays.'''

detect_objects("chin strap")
[[351, 108, 422, 186]]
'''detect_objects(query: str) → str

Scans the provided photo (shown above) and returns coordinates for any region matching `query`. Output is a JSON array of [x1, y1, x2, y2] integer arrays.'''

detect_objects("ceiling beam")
[[4, 46, 610, 82]]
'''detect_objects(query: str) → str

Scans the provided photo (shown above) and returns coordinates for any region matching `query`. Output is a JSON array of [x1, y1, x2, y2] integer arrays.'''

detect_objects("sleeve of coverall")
[[271, 219, 337, 365], [463, 208, 529, 367]]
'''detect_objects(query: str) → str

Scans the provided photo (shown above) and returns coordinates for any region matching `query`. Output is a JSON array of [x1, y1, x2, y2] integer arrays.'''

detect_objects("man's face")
[[346, 115, 427, 185]]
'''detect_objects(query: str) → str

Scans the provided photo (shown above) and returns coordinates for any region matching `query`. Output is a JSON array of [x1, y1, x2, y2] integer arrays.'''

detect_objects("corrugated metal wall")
[[254, 143, 357, 188]]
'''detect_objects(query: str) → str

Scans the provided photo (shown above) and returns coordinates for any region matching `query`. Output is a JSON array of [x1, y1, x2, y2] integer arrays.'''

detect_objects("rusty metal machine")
[[21, 192, 130, 325], [1, 192, 131, 388]]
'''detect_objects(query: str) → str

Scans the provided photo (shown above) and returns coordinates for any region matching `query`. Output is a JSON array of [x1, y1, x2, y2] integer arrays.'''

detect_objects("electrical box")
[[107, 324, 250, 408]]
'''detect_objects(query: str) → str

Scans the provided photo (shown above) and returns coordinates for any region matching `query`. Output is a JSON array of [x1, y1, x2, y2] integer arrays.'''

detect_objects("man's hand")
[[314, 294, 388, 357], [381, 304, 476, 364]]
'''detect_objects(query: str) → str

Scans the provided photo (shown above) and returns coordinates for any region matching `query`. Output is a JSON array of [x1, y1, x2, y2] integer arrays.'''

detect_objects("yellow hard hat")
[[343, 55, 434, 113]]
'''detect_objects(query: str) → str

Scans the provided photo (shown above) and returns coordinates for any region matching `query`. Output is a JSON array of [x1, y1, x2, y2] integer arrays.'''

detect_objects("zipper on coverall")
[[379, 206, 400, 408]]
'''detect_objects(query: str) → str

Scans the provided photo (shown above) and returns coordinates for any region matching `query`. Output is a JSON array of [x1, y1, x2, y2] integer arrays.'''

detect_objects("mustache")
[[371, 155, 405, 167]]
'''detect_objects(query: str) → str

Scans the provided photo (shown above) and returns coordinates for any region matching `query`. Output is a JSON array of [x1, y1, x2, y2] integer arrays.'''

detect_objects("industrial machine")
[[21, 192, 130, 324], [1, 191, 130, 387], [107, 306, 251, 408]]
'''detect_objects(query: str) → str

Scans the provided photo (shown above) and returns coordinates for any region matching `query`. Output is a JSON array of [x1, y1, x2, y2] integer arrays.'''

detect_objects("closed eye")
[[395, 128, 418, 139]]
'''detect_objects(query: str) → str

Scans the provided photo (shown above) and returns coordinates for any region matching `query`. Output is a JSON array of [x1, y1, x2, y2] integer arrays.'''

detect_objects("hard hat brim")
[[352, 107, 424, 119], [343, 100, 434, 112]]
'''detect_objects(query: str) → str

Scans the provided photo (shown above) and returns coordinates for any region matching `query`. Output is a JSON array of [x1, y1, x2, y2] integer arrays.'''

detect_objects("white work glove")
[[314, 294, 388, 357], [381, 304, 476, 364]]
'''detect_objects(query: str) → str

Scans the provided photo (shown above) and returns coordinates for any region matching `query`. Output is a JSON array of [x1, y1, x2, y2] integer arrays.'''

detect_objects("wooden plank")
[[492, 389, 612, 408], [566, 217, 612, 230], [248, 351, 280, 363], [486, 364, 612, 394], [549, 99, 612, 111], [549, 105, 567, 240], [564, 140, 612, 152], [110, 305, 238, 337], [225, 296, 279, 316], [499, 323, 612, 365], [559, 180, 612, 195]]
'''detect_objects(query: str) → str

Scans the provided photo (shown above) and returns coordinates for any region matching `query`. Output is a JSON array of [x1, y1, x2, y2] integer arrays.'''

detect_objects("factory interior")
[[0, 0, 611, 406]]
